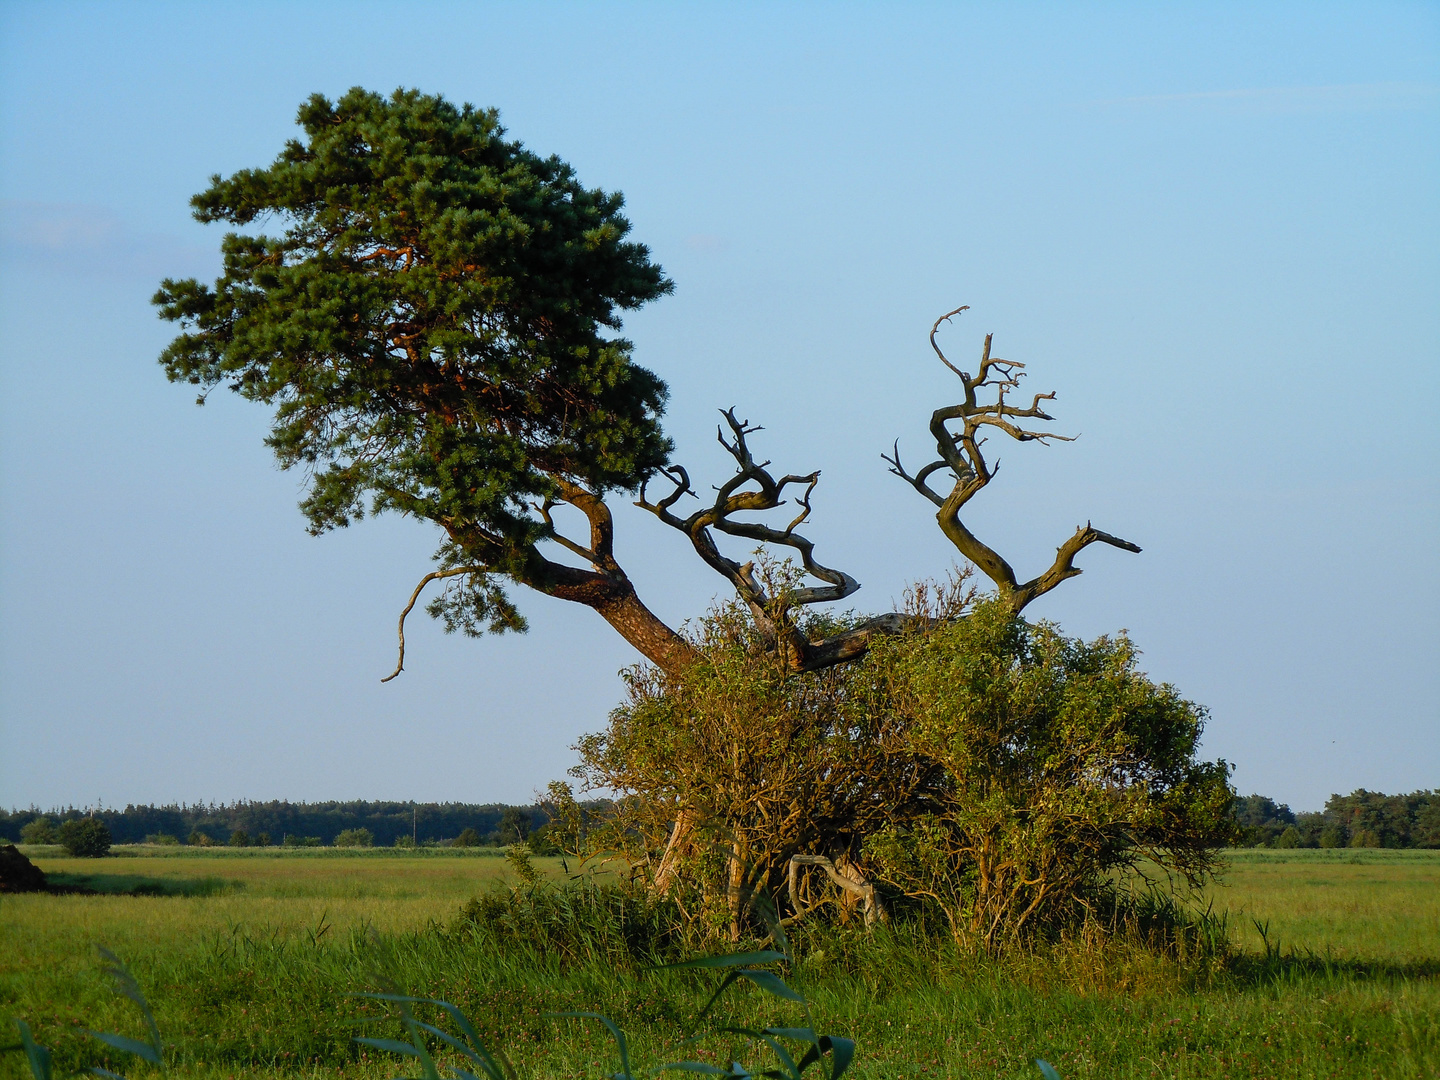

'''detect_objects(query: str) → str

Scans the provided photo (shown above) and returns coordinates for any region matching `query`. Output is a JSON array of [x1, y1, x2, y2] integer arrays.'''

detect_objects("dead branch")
[[639, 408, 873, 670], [786, 853, 883, 927], [886, 307, 1140, 612], [381, 566, 486, 682]]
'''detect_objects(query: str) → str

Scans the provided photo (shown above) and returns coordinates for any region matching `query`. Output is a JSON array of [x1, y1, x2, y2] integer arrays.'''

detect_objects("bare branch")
[[882, 441, 948, 506], [786, 853, 883, 926], [929, 305, 971, 378], [639, 407, 862, 666], [381, 566, 485, 682], [891, 307, 1141, 611], [535, 499, 602, 567], [1012, 522, 1143, 609]]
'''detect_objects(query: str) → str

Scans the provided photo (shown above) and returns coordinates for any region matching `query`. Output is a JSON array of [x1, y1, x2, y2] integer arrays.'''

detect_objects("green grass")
[[2, 848, 1437, 1079]]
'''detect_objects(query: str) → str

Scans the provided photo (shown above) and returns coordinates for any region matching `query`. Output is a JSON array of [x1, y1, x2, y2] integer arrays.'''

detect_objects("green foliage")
[[0, 800, 557, 847], [526, 824, 561, 856], [227, 829, 250, 848], [283, 834, 323, 848], [456, 877, 693, 966], [57, 818, 111, 858], [578, 594, 899, 933], [186, 830, 214, 847], [153, 87, 674, 631], [452, 828, 482, 849], [504, 846, 541, 885], [1229, 789, 1440, 849], [144, 833, 180, 846], [19, 817, 55, 845], [862, 601, 1236, 947], [582, 595, 1233, 946], [333, 828, 374, 848], [496, 808, 531, 845]]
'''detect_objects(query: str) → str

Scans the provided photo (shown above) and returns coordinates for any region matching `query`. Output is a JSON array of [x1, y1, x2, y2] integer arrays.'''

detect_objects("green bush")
[[333, 827, 374, 848], [19, 817, 56, 845], [187, 830, 215, 847], [452, 827, 482, 848], [255, 832, 271, 847], [145, 833, 180, 845], [228, 829, 250, 847], [282, 834, 322, 847], [584, 594, 1234, 946], [57, 817, 111, 857], [861, 602, 1235, 947]]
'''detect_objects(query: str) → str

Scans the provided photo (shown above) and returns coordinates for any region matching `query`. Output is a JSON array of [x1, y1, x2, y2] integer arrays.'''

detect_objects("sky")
[[1, 1, 1436, 814]]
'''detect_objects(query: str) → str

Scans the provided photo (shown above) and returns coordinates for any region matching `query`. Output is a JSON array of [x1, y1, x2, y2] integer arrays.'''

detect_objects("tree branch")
[[890, 307, 1141, 612], [639, 408, 865, 668], [381, 566, 486, 682]]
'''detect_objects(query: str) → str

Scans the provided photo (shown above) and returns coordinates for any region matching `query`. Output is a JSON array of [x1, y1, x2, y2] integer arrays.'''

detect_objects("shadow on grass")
[[45, 871, 245, 897], [1225, 949, 1440, 988]]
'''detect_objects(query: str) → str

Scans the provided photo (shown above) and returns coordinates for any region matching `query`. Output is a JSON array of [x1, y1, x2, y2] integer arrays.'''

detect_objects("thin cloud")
[[1082, 81, 1439, 113], [0, 201, 215, 280]]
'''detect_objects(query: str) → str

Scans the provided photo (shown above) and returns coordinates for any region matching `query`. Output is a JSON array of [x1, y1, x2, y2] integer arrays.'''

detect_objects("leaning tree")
[[156, 89, 1177, 932], [155, 87, 879, 682]]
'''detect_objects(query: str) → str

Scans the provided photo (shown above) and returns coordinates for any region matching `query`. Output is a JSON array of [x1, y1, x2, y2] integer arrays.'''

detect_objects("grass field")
[[2, 846, 1437, 1079]]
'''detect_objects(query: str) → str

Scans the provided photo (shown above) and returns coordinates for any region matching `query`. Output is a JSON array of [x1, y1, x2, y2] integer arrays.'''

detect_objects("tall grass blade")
[[92, 950, 164, 1071], [85, 1033, 162, 1066], [546, 1011, 633, 1080], [11, 1020, 53, 1080]]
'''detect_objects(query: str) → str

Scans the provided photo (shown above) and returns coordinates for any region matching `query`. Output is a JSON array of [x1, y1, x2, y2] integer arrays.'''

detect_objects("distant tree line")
[[1, 800, 574, 848], [1232, 789, 1439, 848]]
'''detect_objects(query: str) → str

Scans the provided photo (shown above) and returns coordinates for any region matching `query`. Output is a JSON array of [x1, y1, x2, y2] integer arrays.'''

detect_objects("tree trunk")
[[592, 587, 697, 677]]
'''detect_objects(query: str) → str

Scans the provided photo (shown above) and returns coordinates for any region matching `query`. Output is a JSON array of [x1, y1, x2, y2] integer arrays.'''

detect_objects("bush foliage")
[[578, 593, 1235, 946], [56, 818, 111, 858]]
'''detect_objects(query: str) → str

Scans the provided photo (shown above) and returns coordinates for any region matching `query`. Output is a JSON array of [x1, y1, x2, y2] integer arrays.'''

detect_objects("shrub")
[[393, 834, 416, 848], [255, 832, 271, 847], [57, 817, 111, 857], [581, 592, 1234, 947], [187, 830, 215, 847], [579, 589, 906, 936], [861, 602, 1235, 948], [452, 827, 482, 848], [19, 817, 56, 845], [282, 834, 322, 847], [333, 827, 374, 848], [145, 833, 180, 845], [228, 829, 250, 847]]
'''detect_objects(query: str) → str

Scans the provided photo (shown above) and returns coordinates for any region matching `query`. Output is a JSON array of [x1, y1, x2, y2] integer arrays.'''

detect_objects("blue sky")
[[1, 1, 1436, 812]]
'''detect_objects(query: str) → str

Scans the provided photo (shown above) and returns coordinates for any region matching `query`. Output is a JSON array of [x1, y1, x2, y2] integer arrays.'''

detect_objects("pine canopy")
[[155, 87, 674, 631]]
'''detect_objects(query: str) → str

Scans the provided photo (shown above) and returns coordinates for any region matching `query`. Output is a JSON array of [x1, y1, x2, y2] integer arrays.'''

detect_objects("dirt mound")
[[0, 844, 49, 893]]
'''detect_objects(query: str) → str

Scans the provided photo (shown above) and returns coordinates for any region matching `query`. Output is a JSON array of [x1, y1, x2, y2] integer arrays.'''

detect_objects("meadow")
[[2, 846, 1437, 1079]]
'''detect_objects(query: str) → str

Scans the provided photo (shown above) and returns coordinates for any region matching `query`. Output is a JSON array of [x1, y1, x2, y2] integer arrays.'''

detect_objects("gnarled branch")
[[640, 408, 879, 671], [887, 307, 1140, 612]]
